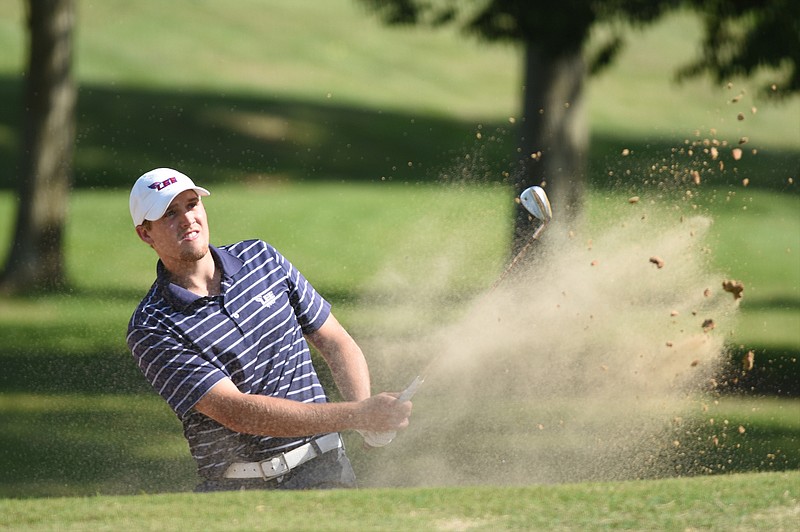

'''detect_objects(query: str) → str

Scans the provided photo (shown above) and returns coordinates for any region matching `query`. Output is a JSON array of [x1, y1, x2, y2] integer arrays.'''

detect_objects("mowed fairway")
[[0, 0, 798, 529], [0, 472, 797, 531]]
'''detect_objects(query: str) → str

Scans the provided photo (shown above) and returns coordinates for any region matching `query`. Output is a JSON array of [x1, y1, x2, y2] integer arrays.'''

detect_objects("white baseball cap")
[[129, 168, 210, 226]]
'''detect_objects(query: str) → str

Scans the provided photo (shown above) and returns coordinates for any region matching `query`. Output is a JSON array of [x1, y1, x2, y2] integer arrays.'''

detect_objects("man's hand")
[[354, 393, 412, 433], [354, 393, 412, 447], [356, 377, 421, 447]]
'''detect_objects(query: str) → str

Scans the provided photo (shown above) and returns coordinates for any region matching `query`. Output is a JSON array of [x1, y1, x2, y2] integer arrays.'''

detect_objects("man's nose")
[[179, 209, 195, 226]]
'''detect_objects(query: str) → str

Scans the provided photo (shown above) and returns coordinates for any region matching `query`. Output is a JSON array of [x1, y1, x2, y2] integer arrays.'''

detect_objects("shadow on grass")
[[721, 346, 800, 397], [0, 346, 150, 395], [666, 413, 800, 476], [0, 76, 796, 193], [0, 395, 197, 498], [589, 133, 800, 195], [0, 76, 513, 190], [728, 297, 800, 397], [741, 297, 800, 313]]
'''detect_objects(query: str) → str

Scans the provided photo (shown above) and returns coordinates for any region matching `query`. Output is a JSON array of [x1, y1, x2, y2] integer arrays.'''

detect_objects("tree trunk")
[[0, 0, 76, 294], [513, 42, 588, 251]]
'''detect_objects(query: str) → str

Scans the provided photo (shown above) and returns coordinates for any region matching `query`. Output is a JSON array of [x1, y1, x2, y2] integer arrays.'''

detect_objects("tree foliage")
[[358, 1, 681, 69], [357, 0, 797, 249], [681, 0, 799, 96], [359, 0, 798, 96]]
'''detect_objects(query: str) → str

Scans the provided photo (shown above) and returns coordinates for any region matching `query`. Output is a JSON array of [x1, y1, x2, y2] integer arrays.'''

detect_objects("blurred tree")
[[681, 0, 799, 95], [0, 0, 76, 294], [357, 0, 799, 251]]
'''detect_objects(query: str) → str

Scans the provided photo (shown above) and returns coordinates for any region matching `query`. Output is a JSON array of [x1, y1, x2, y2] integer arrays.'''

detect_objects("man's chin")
[[180, 244, 209, 263]]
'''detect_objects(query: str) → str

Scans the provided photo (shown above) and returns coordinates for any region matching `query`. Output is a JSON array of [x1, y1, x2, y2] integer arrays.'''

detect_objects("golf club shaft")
[[398, 217, 549, 401], [490, 220, 547, 291], [396, 375, 423, 402]]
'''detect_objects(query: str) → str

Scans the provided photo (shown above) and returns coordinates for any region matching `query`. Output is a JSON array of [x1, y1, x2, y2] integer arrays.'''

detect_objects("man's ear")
[[135, 224, 154, 246]]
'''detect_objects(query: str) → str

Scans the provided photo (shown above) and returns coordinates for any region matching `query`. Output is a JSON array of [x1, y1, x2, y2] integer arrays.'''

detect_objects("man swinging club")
[[126, 168, 412, 491]]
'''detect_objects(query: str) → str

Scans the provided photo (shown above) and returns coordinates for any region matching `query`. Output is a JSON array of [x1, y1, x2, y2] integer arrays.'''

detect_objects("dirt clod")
[[722, 279, 744, 300], [742, 350, 755, 371]]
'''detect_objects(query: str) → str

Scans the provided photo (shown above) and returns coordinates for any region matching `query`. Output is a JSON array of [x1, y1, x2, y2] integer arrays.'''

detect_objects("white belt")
[[223, 433, 342, 481]]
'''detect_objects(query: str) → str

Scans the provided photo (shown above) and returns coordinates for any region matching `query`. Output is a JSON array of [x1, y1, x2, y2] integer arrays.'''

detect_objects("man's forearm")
[[194, 378, 409, 437], [307, 314, 372, 401], [202, 388, 360, 436], [324, 343, 371, 402]]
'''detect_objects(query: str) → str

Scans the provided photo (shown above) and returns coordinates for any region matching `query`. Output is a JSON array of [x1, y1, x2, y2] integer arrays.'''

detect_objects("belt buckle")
[[258, 453, 290, 481]]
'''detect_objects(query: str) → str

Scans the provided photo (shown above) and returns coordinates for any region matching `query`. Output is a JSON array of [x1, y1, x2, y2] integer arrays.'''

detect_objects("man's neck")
[[165, 251, 220, 297]]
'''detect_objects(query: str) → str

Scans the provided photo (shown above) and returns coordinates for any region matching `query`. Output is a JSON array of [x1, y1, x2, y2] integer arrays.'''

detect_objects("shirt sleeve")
[[270, 244, 331, 334], [127, 320, 227, 419]]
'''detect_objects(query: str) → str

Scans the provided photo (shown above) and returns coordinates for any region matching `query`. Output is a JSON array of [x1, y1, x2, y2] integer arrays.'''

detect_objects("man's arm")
[[194, 378, 410, 437], [194, 313, 410, 438], [305, 313, 371, 402]]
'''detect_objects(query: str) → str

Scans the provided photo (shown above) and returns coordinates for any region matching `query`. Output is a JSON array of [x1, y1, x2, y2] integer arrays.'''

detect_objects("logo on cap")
[[148, 177, 178, 191]]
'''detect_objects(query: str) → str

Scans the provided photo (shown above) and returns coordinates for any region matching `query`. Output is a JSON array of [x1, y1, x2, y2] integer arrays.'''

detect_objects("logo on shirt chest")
[[254, 291, 279, 308]]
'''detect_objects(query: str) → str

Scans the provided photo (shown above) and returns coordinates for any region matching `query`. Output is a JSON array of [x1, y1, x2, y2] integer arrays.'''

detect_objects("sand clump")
[[722, 279, 745, 300], [357, 210, 741, 487]]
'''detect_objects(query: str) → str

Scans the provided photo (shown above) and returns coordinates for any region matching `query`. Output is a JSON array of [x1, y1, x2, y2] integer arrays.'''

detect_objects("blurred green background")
[[0, 0, 797, 498]]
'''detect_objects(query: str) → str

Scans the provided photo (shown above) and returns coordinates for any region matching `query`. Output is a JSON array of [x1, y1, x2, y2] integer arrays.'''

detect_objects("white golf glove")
[[358, 430, 396, 448]]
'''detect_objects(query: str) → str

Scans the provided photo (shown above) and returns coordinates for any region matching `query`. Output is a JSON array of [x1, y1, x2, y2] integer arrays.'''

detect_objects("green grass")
[[1, 471, 798, 531], [0, 394, 194, 497], [0, 183, 796, 356], [0, 2, 797, 191], [0, 0, 798, 527], [1, 184, 798, 501]]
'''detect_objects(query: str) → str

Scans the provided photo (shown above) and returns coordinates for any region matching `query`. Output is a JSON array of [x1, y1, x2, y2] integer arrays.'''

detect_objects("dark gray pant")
[[194, 447, 357, 492]]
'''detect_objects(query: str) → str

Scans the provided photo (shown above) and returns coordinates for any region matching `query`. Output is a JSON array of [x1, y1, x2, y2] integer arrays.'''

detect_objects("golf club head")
[[520, 186, 553, 223]]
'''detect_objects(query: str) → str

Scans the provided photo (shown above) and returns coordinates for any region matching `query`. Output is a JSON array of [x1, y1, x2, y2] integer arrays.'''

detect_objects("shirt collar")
[[156, 244, 244, 310]]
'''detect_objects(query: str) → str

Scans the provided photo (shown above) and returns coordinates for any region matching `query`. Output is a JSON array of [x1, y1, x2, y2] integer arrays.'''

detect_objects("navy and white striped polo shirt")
[[127, 239, 332, 479]]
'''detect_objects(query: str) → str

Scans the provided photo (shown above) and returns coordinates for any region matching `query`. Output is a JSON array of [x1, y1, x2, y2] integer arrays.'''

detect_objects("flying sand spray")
[[359, 186, 553, 447], [354, 177, 742, 487]]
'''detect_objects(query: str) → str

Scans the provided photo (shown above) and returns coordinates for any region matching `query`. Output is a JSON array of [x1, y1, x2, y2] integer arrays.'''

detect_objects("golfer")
[[126, 168, 411, 491]]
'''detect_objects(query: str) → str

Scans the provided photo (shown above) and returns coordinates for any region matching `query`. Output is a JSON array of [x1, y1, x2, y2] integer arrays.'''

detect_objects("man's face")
[[135, 190, 210, 266]]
